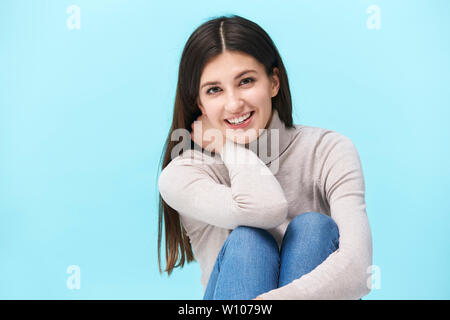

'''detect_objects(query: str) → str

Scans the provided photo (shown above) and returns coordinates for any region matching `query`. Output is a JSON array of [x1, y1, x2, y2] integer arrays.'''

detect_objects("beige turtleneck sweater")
[[158, 109, 373, 299]]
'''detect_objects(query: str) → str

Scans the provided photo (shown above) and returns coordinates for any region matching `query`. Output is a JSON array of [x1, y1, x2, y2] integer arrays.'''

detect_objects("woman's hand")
[[190, 114, 225, 155]]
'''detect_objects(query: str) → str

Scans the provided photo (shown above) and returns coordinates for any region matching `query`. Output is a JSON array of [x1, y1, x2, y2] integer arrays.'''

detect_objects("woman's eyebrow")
[[200, 69, 257, 89]]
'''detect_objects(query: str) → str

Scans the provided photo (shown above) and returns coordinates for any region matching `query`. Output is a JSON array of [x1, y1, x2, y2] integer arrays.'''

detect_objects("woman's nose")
[[224, 91, 244, 113]]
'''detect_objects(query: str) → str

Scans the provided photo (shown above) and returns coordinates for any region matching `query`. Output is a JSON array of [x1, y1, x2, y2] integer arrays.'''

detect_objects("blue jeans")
[[203, 211, 340, 300]]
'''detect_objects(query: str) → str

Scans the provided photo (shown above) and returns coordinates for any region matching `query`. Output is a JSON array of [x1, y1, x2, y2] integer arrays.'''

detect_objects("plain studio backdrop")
[[0, 0, 449, 299]]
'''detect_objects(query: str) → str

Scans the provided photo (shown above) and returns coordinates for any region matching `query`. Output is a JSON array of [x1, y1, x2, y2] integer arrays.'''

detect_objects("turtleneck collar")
[[246, 108, 297, 165]]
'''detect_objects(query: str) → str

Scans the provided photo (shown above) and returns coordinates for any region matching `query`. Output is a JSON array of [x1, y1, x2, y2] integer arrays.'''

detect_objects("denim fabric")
[[203, 211, 340, 300]]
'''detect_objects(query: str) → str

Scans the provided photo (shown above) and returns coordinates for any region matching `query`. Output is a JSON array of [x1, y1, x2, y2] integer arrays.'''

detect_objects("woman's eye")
[[206, 78, 255, 95], [206, 87, 220, 95], [240, 77, 254, 85]]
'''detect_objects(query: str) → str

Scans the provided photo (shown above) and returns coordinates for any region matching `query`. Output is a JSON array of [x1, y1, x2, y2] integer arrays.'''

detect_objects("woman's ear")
[[271, 67, 280, 98]]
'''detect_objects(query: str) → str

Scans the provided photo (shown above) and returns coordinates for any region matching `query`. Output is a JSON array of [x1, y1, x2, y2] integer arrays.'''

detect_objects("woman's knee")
[[223, 226, 279, 259], [286, 212, 339, 242], [278, 212, 339, 287]]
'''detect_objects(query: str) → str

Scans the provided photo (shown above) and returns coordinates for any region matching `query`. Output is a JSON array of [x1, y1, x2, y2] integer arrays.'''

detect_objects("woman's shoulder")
[[158, 148, 229, 197], [292, 123, 356, 148], [165, 147, 221, 168], [160, 147, 226, 185]]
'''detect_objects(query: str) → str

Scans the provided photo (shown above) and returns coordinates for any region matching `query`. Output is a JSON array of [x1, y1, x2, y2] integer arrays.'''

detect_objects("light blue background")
[[1, 0, 449, 299]]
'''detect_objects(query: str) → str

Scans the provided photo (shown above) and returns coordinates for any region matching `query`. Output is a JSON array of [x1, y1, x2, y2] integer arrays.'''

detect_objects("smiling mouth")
[[224, 111, 255, 129], [225, 111, 254, 125]]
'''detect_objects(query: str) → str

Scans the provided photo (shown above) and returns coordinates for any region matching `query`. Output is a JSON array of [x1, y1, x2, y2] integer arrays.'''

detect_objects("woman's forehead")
[[200, 52, 263, 81]]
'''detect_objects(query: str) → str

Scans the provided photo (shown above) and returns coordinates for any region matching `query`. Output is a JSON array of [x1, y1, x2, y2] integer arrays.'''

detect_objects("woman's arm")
[[158, 139, 289, 230], [258, 133, 373, 300]]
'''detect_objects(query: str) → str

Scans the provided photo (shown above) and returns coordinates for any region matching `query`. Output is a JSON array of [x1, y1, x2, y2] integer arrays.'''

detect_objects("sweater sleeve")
[[158, 140, 289, 230], [259, 133, 373, 300]]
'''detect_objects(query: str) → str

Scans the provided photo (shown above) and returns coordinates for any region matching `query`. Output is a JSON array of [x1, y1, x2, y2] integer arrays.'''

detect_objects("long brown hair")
[[157, 14, 294, 276]]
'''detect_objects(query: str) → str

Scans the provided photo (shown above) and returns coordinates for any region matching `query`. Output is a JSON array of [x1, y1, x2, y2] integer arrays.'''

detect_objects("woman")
[[157, 14, 373, 300]]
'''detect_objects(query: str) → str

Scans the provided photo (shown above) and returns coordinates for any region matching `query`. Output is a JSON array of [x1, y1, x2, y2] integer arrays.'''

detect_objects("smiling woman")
[[196, 51, 279, 137], [157, 14, 293, 287], [157, 14, 373, 301]]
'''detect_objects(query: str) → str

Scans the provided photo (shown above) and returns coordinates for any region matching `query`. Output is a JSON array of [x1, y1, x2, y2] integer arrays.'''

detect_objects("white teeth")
[[227, 112, 251, 124]]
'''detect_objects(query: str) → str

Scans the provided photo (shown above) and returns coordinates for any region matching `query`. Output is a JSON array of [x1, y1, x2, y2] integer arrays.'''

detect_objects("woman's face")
[[197, 51, 280, 143]]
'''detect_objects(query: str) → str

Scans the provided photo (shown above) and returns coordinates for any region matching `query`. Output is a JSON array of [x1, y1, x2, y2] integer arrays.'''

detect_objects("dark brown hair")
[[157, 14, 294, 275]]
